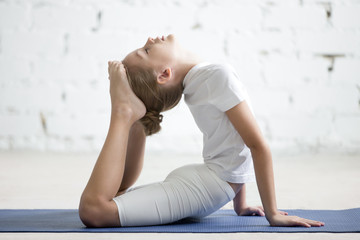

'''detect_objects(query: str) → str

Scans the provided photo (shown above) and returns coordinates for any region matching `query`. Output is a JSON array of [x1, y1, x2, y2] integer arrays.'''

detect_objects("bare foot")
[[108, 61, 146, 122]]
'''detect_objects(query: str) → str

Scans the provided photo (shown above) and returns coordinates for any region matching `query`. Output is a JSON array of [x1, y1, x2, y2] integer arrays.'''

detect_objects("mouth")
[[151, 35, 169, 43]]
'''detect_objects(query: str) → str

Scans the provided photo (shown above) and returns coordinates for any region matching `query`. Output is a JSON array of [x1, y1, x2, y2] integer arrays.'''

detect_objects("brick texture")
[[0, 0, 359, 154]]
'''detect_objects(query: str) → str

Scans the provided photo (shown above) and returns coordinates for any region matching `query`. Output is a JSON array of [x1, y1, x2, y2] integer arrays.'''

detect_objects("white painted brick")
[[101, 4, 196, 34], [296, 30, 360, 55], [227, 32, 259, 56], [146, 99, 203, 154], [45, 135, 98, 152], [46, 113, 109, 137], [264, 5, 327, 29], [267, 113, 333, 140], [31, 2, 97, 33], [255, 31, 295, 55], [0, 86, 63, 112], [227, 31, 295, 57], [9, 136, 45, 151], [197, 5, 262, 31], [0, 2, 31, 30], [331, 58, 360, 85], [0, 56, 32, 84], [334, 116, 360, 142], [301, 0, 355, 4], [268, 138, 301, 155], [248, 88, 292, 116], [32, 56, 98, 83], [66, 31, 145, 60], [160, 99, 200, 137], [44, 136, 67, 152], [69, 137, 98, 152], [63, 85, 110, 113], [1, 0, 360, 153], [297, 58, 330, 83], [263, 57, 302, 89], [176, 30, 227, 63], [2, 31, 63, 57], [228, 56, 264, 88], [291, 85, 359, 115], [262, 56, 329, 89], [261, 0, 299, 5], [332, 6, 360, 28], [0, 114, 42, 136]]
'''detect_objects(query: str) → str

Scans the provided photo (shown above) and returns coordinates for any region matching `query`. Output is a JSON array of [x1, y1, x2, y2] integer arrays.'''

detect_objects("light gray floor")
[[0, 151, 359, 239]]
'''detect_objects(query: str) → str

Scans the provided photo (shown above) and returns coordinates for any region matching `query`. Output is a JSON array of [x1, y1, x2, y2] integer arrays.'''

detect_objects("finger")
[[247, 207, 264, 216], [289, 217, 311, 228], [307, 219, 325, 227], [301, 217, 324, 226], [298, 221, 311, 228], [301, 217, 322, 228], [253, 207, 265, 216], [257, 209, 265, 216]]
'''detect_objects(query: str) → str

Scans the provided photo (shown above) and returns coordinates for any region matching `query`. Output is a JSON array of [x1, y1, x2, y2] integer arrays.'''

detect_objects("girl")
[[78, 34, 324, 228]]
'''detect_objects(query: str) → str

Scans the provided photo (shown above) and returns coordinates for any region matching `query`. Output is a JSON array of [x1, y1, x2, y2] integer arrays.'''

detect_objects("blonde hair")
[[125, 64, 183, 136]]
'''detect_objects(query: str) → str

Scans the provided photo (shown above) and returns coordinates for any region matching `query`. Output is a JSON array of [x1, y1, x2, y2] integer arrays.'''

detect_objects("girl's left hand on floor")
[[268, 214, 325, 228], [237, 206, 288, 217]]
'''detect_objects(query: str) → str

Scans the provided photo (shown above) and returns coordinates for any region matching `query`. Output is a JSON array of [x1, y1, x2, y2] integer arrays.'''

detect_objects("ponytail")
[[140, 110, 163, 136]]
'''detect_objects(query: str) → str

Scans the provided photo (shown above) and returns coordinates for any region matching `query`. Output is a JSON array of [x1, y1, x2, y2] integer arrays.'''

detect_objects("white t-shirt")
[[183, 62, 255, 183]]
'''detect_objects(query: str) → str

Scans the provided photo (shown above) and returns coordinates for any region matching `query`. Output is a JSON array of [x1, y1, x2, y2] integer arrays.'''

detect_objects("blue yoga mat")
[[0, 208, 359, 233]]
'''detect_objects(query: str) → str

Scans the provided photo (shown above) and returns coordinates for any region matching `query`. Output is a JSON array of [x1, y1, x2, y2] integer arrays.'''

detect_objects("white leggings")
[[112, 164, 235, 227]]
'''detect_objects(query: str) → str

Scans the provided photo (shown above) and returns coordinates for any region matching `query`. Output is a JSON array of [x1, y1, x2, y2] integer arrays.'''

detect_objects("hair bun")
[[140, 110, 163, 136]]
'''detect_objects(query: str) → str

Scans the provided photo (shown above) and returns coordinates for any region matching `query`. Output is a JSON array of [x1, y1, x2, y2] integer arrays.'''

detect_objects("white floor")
[[0, 151, 359, 239]]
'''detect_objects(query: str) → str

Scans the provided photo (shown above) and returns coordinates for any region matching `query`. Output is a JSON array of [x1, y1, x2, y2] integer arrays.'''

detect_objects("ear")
[[157, 68, 172, 85]]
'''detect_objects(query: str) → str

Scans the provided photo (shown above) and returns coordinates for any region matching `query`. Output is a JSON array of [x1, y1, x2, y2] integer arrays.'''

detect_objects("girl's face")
[[123, 34, 178, 72]]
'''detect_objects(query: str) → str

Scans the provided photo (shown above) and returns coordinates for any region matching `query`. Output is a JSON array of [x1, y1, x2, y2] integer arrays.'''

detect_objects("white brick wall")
[[0, 0, 359, 154]]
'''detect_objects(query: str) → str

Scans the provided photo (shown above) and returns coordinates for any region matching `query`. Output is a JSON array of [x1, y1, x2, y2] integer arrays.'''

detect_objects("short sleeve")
[[207, 64, 246, 112]]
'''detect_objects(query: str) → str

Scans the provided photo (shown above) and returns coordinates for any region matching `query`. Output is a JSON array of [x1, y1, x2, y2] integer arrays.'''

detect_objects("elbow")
[[248, 141, 272, 159], [248, 141, 270, 153]]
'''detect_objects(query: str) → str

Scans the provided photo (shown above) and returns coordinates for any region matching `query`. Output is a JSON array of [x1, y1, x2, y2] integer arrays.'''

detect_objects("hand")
[[268, 213, 325, 228], [236, 205, 288, 217]]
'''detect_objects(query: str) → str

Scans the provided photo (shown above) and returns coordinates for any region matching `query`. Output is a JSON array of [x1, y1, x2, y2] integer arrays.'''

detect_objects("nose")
[[147, 37, 155, 45]]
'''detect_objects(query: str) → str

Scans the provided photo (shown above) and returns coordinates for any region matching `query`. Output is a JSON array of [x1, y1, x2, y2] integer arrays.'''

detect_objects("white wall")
[[0, 0, 359, 154]]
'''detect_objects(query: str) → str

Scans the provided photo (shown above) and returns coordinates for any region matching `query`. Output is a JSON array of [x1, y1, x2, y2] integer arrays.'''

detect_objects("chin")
[[167, 34, 175, 41]]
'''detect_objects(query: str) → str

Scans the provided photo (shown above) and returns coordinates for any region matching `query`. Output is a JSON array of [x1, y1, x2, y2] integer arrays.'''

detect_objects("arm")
[[226, 101, 277, 218], [226, 101, 324, 227], [233, 184, 247, 215], [233, 184, 272, 217]]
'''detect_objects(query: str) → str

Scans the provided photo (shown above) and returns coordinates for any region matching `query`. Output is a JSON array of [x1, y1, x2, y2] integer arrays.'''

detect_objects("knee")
[[78, 196, 101, 227], [78, 195, 113, 228]]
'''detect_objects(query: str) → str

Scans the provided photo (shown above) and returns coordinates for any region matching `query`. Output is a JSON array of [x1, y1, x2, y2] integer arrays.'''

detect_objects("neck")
[[173, 48, 202, 85]]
